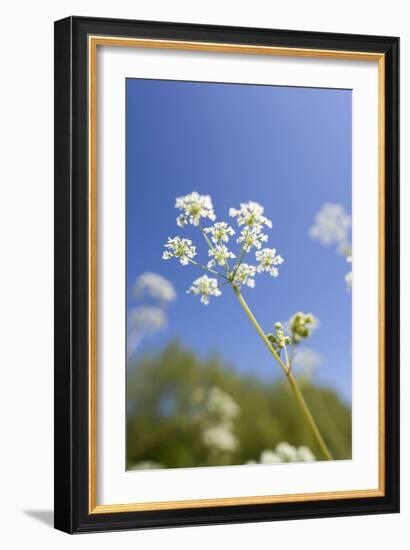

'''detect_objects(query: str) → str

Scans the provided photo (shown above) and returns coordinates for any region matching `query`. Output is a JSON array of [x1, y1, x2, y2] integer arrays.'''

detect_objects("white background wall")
[[0, 0, 407, 547]]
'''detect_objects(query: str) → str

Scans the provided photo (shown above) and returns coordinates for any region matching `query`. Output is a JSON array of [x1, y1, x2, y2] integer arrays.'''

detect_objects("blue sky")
[[126, 78, 352, 402]]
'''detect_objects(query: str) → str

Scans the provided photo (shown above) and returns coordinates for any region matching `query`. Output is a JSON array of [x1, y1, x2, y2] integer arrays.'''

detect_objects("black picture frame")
[[54, 15, 399, 534]]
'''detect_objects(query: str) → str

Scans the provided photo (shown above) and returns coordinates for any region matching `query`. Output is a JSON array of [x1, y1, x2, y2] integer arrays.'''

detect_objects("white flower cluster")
[[233, 263, 256, 288], [175, 191, 216, 227], [187, 275, 222, 305], [207, 244, 235, 268], [204, 221, 235, 243], [255, 248, 284, 277], [163, 193, 284, 304], [237, 226, 268, 250], [162, 236, 196, 265], [247, 442, 316, 465], [229, 201, 272, 230], [230, 201, 271, 250]]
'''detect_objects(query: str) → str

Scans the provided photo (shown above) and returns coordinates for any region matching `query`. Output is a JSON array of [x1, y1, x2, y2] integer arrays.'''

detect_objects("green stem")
[[187, 258, 228, 280], [199, 225, 215, 252], [286, 372, 333, 461], [232, 241, 249, 279], [283, 342, 290, 369], [232, 284, 333, 461]]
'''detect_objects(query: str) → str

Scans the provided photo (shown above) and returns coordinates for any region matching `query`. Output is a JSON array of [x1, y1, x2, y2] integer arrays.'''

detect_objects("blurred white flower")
[[193, 386, 241, 455], [260, 450, 282, 464], [229, 201, 272, 230], [162, 237, 196, 265], [275, 441, 299, 462], [297, 446, 316, 462], [292, 347, 324, 373], [129, 306, 167, 334], [132, 272, 176, 304], [256, 248, 284, 277], [256, 442, 316, 465], [187, 275, 221, 305], [128, 272, 176, 359], [207, 387, 240, 420], [207, 244, 235, 268], [204, 221, 235, 244], [202, 423, 239, 453], [309, 203, 351, 249], [310, 204, 352, 291], [175, 192, 216, 227], [345, 255, 352, 290], [233, 263, 257, 289], [127, 306, 167, 358], [130, 461, 164, 470]]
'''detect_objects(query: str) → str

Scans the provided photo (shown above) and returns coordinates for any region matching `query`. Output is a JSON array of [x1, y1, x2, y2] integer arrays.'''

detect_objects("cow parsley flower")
[[175, 192, 216, 227], [204, 221, 235, 243], [233, 263, 257, 289], [237, 226, 269, 250], [256, 248, 284, 276], [229, 201, 272, 230], [207, 244, 235, 268], [163, 194, 283, 302], [161, 193, 332, 460], [187, 275, 221, 305], [162, 237, 196, 265]]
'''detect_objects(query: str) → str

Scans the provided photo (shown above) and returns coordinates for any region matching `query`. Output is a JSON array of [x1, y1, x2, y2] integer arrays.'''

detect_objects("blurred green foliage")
[[127, 342, 351, 468]]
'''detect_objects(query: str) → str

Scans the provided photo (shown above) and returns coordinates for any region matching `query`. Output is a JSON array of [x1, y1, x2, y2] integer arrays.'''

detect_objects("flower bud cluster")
[[290, 312, 314, 343], [266, 321, 291, 352]]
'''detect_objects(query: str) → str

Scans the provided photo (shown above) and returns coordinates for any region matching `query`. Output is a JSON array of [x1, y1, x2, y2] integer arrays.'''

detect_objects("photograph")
[[125, 78, 353, 470]]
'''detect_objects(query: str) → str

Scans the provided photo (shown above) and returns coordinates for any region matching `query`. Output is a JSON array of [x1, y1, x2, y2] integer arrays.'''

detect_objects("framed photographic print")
[[54, 16, 399, 533]]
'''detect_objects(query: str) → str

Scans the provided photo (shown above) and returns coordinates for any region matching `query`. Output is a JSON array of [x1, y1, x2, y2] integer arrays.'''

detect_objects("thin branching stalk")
[[187, 258, 228, 280], [232, 284, 333, 461]]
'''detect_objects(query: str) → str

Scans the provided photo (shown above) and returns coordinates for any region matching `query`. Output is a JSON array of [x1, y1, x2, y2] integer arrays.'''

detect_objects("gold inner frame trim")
[[88, 35, 386, 514]]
